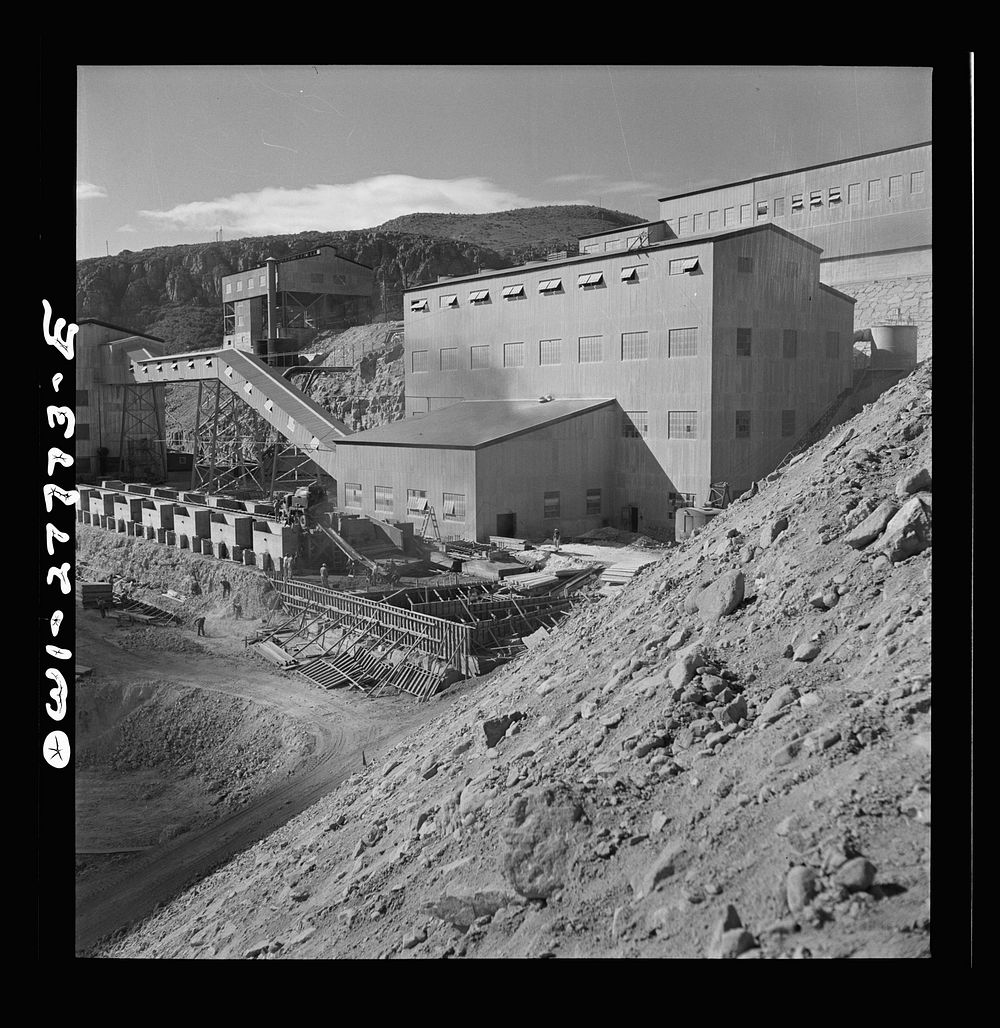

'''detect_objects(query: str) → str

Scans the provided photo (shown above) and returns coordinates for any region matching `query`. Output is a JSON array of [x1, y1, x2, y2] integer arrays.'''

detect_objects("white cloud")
[[137, 175, 540, 235], [77, 180, 108, 200], [117, 224, 137, 233]]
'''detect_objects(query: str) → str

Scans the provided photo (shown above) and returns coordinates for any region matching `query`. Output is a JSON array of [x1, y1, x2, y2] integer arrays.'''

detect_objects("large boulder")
[[895, 467, 932, 498], [879, 494, 932, 562], [668, 641, 708, 689], [501, 784, 587, 900], [696, 570, 745, 620], [758, 516, 789, 549], [843, 499, 899, 549]]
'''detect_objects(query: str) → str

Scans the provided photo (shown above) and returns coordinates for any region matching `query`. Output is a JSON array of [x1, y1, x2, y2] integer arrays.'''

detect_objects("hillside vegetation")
[[76, 206, 641, 353], [102, 358, 933, 960]]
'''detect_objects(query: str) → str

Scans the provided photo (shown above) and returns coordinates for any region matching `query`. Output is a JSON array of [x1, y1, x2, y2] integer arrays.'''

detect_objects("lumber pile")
[[76, 581, 112, 608], [600, 553, 660, 586]]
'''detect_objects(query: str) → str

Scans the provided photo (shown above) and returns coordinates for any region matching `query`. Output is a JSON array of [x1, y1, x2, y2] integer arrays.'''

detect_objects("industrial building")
[[221, 246, 375, 356], [392, 221, 854, 539], [656, 141, 932, 350], [75, 319, 169, 480]]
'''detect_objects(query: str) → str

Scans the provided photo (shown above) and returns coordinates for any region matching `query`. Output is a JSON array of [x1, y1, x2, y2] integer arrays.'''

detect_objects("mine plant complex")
[[75, 142, 930, 702]]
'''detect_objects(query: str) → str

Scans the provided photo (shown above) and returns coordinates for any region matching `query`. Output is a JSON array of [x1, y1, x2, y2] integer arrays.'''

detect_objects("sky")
[[76, 65, 933, 259]]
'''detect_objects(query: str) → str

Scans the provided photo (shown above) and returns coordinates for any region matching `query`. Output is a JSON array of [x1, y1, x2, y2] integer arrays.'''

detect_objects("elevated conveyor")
[[129, 348, 352, 479]]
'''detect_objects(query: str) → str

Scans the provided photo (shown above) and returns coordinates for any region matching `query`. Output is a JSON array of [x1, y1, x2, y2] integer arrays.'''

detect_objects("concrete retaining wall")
[[835, 273, 932, 361]]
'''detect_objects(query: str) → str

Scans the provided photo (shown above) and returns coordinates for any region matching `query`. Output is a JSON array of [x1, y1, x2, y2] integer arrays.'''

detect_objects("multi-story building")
[[334, 221, 854, 541], [657, 141, 932, 352], [75, 319, 168, 480], [220, 245, 374, 355]]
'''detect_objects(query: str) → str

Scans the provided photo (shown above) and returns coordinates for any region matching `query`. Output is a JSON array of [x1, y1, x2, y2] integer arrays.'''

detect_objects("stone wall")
[[835, 274, 932, 361]]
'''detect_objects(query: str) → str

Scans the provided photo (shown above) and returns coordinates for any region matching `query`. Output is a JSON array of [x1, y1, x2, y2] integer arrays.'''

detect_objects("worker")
[[288, 554, 297, 581], [221, 578, 231, 599], [194, 615, 207, 637], [320, 563, 329, 589], [553, 528, 561, 553], [98, 598, 108, 619], [233, 600, 242, 620]]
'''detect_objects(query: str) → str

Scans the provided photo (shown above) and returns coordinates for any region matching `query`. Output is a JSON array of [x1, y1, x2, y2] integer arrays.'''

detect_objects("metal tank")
[[870, 324, 918, 371]]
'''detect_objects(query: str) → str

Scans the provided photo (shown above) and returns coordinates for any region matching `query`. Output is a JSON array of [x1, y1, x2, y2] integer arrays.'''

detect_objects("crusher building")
[[334, 220, 855, 541]]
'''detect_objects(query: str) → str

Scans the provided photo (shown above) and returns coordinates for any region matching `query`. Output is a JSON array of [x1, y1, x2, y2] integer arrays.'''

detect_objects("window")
[[604, 238, 624, 252], [409, 298, 429, 312], [911, 170, 925, 193], [692, 213, 703, 234], [586, 489, 602, 515], [236, 280, 243, 292], [503, 342, 525, 368], [626, 235, 645, 249], [440, 294, 459, 308], [783, 330, 798, 358], [76, 423, 90, 441], [621, 331, 649, 361], [439, 347, 458, 370], [538, 278, 562, 293], [543, 491, 561, 519], [582, 242, 600, 254], [736, 327, 752, 357], [677, 216, 688, 234], [791, 193, 804, 212], [740, 204, 751, 223], [828, 187, 842, 204], [868, 179, 881, 201], [724, 207, 736, 226], [443, 492, 465, 520], [756, 200, 768, 218], [809, 190, 822, 208], [225, 283, 232, 294], [539, 338, 561, 365], [578, 272, 604, 288], [468, 289, 490, 304], [374, 485, 393, 512], [735, 410, 751, 439], [668, 256, 700, 275], [470, 345, 490, 369], [76, 389, 89, 406], [237, 316, 245, 326], [826, 331, 840, 358], [708, 210, 720, 230], [259, 275, 266, 287], [781, 410, 796, 437], [668, 327, 698, 357], [501, 284, 525, 299], [344, 483, 362, 508], [578, 336, 603, 363], [888, 174, 903, 199], [668, 411, 698, 439], [737, 256, 754, 273], [411, 350, 428, 374], [848, 182, 861, 203], [773, 196, 785, 217], [620, 265, 647, 282], [406, 489, 427, 512], [622, 411, 648, 437]]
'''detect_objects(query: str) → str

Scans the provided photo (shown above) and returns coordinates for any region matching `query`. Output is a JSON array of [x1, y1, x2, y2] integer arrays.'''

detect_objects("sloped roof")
[[338, 398, 616, 450]]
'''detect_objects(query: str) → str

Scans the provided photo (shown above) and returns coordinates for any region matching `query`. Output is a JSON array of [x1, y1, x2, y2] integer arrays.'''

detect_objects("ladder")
[[419, 505, 442, 542]]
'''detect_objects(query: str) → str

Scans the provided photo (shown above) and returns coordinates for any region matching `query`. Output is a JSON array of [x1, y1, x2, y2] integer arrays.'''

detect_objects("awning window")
[[538, 278, 562, 292], [407, 497, 428, 511], [501, 284, 525, 298], [620, 267, 640, 282], [469, 289, 490, 303], [409, 298, 429, 312], [680, 257, 700, 273], [578, 272, 604, 287], [443, 500, 456, 515]]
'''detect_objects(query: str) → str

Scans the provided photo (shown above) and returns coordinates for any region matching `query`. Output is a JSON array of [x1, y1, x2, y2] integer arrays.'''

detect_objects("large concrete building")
[[657, 141, 932, 352], [221, 245, 374, 355], [76, 319, 168, 480], [336, 221, 854, 541]]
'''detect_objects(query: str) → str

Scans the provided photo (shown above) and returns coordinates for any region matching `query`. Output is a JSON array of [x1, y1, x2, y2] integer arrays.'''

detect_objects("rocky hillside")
[[76, 206, 640, 353], [101, 358, 932, 960]]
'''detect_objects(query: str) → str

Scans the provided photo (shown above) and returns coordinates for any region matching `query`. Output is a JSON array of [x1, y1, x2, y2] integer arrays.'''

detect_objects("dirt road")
[[74, 611, 438, 954]]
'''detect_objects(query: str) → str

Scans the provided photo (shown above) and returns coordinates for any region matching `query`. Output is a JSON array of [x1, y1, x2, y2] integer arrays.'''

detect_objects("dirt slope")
[[100, 360, 932, 959]]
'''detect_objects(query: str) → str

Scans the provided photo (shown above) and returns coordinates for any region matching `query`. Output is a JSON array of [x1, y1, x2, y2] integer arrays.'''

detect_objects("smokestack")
[[266, 257, 279, 343]]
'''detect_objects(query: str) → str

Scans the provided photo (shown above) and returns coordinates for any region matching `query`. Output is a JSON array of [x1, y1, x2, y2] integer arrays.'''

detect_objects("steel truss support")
[[268, 441, 331, 497], [118, 383, 167, 483], [189, 379, 272, 496]]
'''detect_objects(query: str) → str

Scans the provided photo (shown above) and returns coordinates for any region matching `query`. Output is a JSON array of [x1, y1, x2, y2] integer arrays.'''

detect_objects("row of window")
[[408, 258, 701, 314], [667, 169, 926, 236], [411, 328, 840, 371], [621, 409, 798, 439], [341, 487, 603, 521], [225, 274, 267, 295], [580, 232, 649, 255]]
